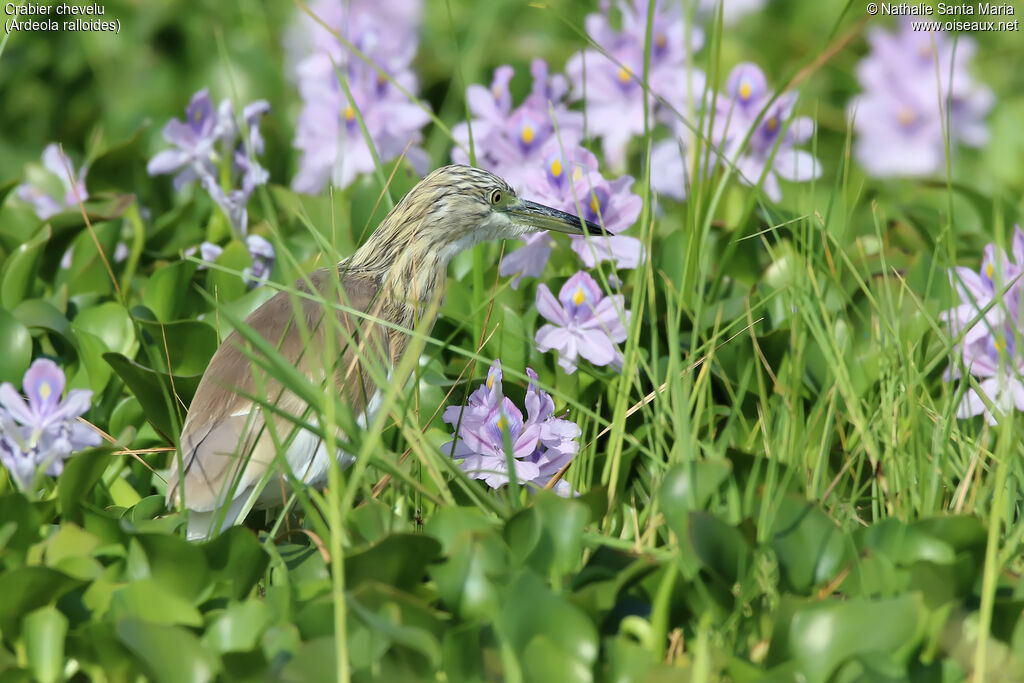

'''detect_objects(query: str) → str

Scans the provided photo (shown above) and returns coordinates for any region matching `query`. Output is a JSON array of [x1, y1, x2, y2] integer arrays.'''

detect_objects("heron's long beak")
[[503, 198, 606, 236]]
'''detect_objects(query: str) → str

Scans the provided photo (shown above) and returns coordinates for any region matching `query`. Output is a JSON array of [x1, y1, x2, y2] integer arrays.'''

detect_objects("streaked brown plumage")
[[166, 165, 603, 539]]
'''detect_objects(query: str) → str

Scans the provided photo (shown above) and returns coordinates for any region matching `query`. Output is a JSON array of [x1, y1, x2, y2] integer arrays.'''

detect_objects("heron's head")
[[382, 165, 606, 262]]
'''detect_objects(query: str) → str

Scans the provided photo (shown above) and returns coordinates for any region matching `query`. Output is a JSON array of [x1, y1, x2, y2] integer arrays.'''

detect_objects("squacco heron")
[[166, 164, 603, 539]]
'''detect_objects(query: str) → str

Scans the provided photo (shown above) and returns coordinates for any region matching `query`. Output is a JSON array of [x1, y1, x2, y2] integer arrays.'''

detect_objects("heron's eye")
[[490, 189, 503, 205]]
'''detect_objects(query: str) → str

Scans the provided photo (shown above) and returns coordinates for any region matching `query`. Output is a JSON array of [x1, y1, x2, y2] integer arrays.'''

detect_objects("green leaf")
[[11, 299, 73, 346], [132, 533, 210, 603], [0, 492, 44, 557], [345, 534, 441, 591], [22, 606, 68, 683], [504, 492, 589, 576], [103, 352, 200, 439], [769, 494, 854, 594], [423, 506, 498, 554], [86, 129, 144, 194], [346, 592, 443, 670], [523, 633, 594, 683], [498, 571, 598, 672], [0, 308, 32, 384], [201, 527, 270, 601], [768, 594, 927, 683], [659, 460, 732, 533], [60, 220, 121, 297], [687, 511, 753, 586], [72, 301, 137, 358], [0, 566, 83, 636], [57, 451, 114, 523], [137, 319, 218, 376], [1, 224, 50, 309], [109, 578, 203, 627], [116, 618, 219, 683], [203, 600, 273, 654], [206, 240, 251, 304], [68, 327, 113, 394], [142, 260, 198, 322], [428, 528, 506, 620]]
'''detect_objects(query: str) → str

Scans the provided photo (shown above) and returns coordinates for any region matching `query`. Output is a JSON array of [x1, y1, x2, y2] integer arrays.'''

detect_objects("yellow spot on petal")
[[492, 85, 502, 99], [767, 116, 778, 132], [344, 105, 356, 122], [589, 194, 601, 216], [377, 73, 388, 87], [572, 166, 583, 182], [994, 337, 1004, 352], [497, 416, 508, 432], [897, 106, 916, 127], [521, 125, 535, 145], [572, 287, 585, 306], [739, 81, 752, 100], [655, 33, 666, 49], [617, 67, 632, 84], [550, 158, 563, 178], [487, 374, 494, 388], [39, 382, 51, 401], [193, 109, 202, 123], [986, 262, 995, 279]]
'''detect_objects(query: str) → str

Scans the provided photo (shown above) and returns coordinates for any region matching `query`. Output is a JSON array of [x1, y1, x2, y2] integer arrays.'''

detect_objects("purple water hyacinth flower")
[[849, 19, 993, 178], [500, 142, 643, 286], [442, 361, 580, 495], [147, 88, 229, 191], [242, 235, 276, 288], [149, 89, 272, 236], [292, 57, 431, 193], [452, 59, 584, 190], [289, 0, 429, 193], [187, 235, 275, 288], [941, 226, 1024, 424], [567, 173, 644, 269], [713, 63, 821, 202], [16, 144, 89, 220], [0, 359, 100, 489], [649, 137, 691, 201], [535, 271, 630, 374], [566, 0, 705, 168]]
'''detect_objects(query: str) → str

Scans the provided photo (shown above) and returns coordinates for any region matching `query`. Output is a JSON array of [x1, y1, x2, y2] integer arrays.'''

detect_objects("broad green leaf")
[[1, 224, 50, 308], [109, 578, 203, 627], [768, 594, 927, 682], [201, 527, 270, 601], [498, 571, 598, 671], [206, 240, 250, 304], [137, 319, 218, 376], [103, 352, 200, 439], [0, 566, 83, 636], [203, 600, 273, 654], [11, 299, 73, 346], [143, 260, 198, 322], [345, 534, 441, 591], [116, 618, 218, 683], [68, 327, 113, 394], [132, 533, 209, 603], [687, 511, 753, 586], [22, 605, 68, 683], [58, 451, 114, 523], [660, 460, 732, 528], [72, 301, 137, 358], [0, 308, 32, 384], [769, 494, 854, 594]]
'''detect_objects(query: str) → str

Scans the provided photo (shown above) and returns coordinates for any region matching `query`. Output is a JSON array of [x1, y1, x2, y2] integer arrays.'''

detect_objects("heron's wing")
[[165, 269, 392, 512]]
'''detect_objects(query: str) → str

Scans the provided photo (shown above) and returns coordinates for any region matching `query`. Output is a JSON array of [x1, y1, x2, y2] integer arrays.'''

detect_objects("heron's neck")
[[346, 232, 452, 322]]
